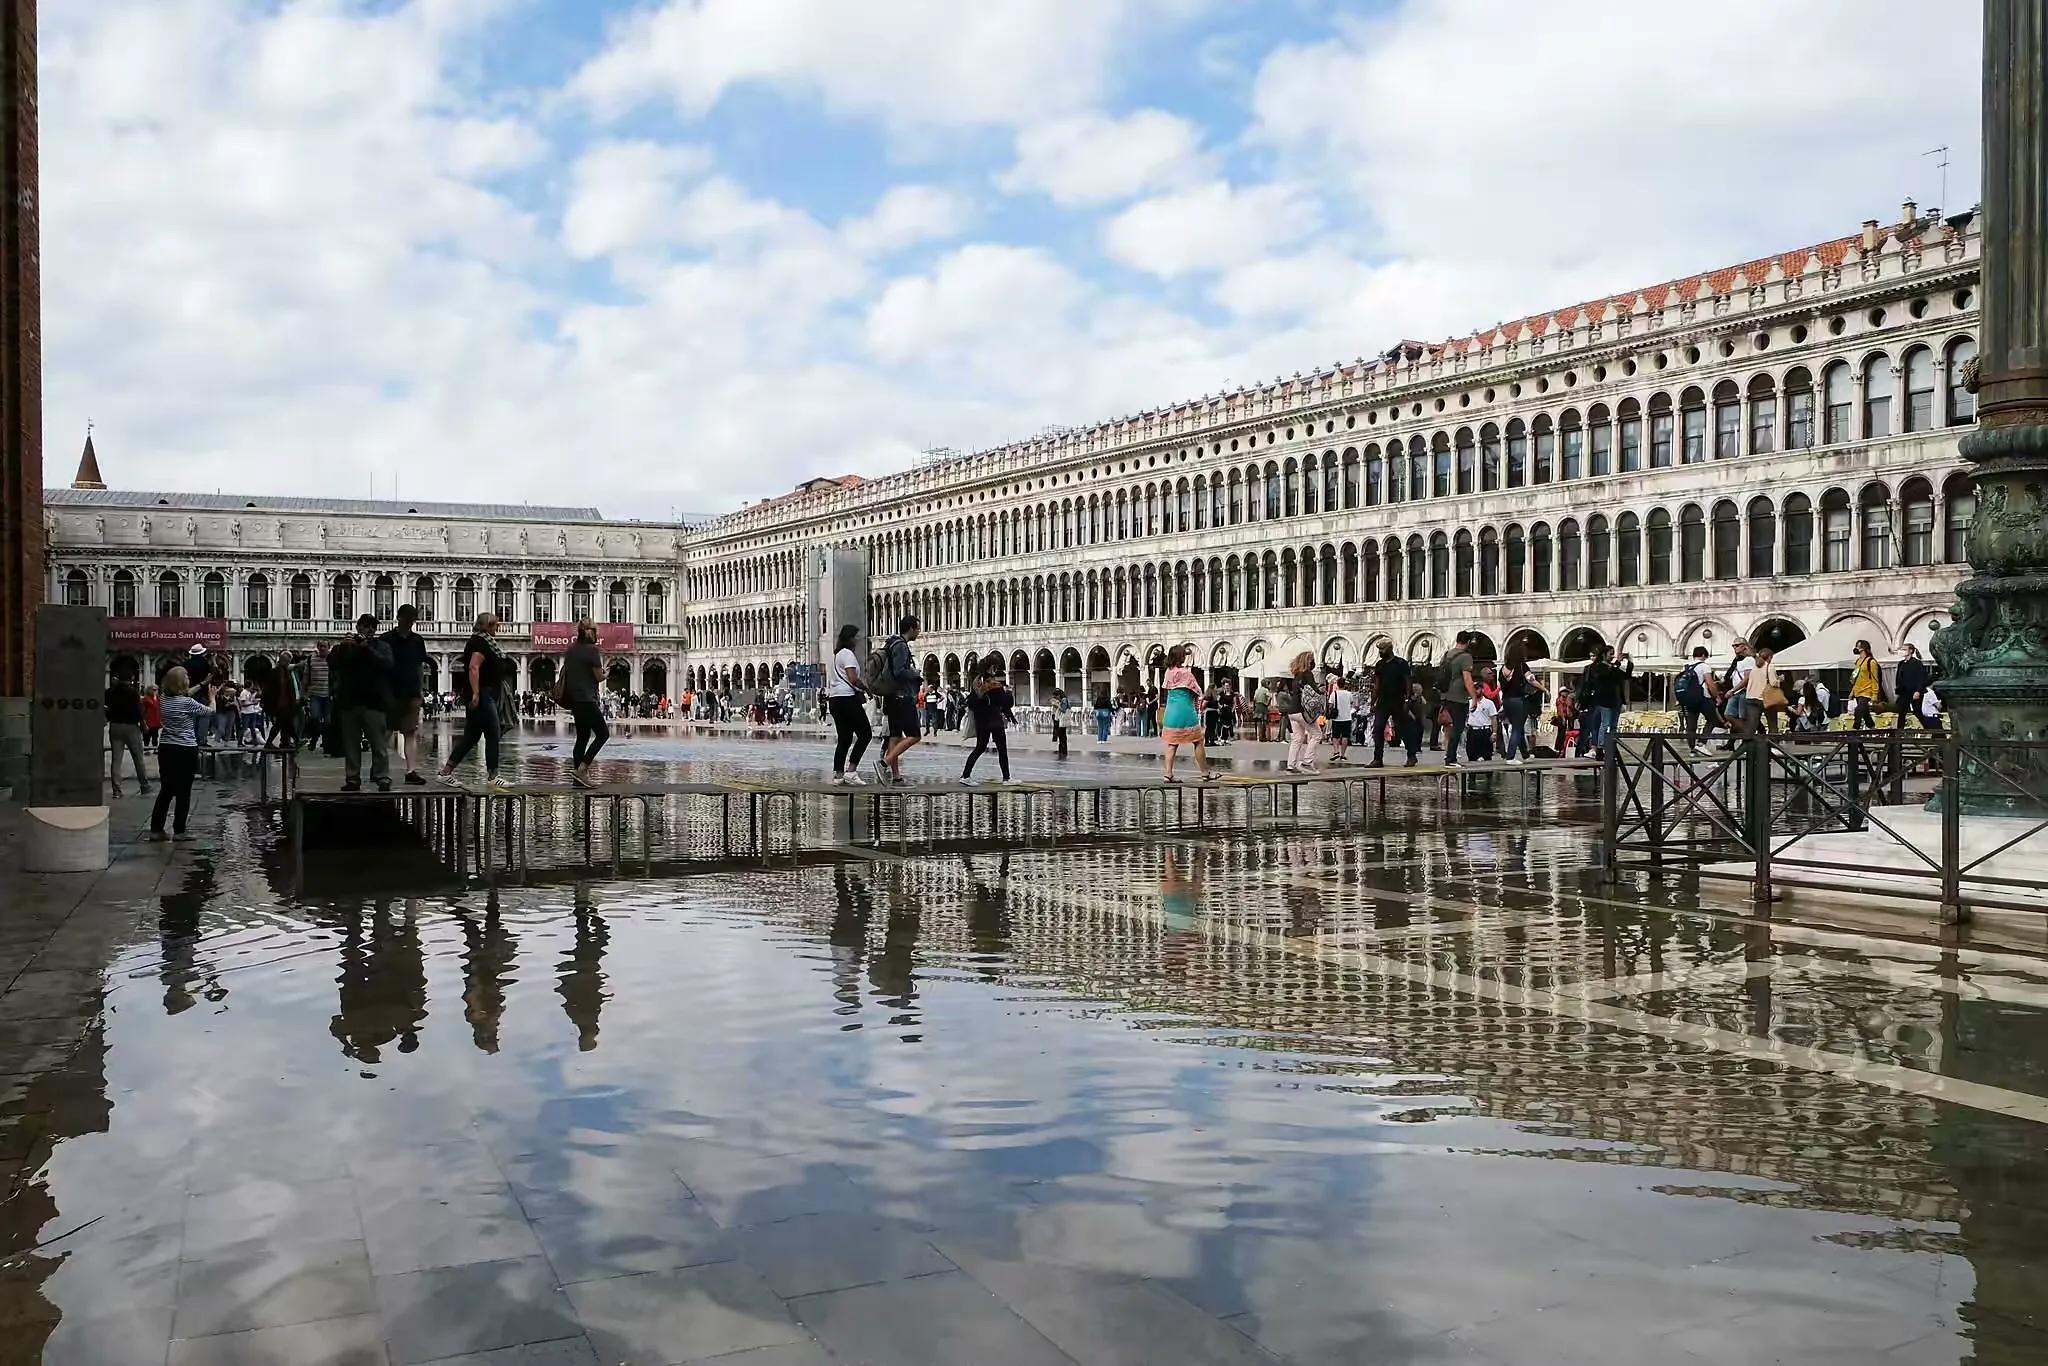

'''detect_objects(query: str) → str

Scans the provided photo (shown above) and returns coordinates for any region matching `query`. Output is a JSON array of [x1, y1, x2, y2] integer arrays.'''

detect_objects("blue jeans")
[[1095, 708, 1112, 742], [1582, 704, 1620, 753]]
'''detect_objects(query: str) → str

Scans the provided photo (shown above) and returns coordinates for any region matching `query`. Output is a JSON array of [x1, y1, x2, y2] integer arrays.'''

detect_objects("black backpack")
[[1676, 665, 1705, 706]]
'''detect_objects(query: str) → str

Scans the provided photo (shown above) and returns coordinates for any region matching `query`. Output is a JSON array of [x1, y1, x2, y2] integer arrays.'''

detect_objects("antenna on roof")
[[1924, 146, 1949, 214]]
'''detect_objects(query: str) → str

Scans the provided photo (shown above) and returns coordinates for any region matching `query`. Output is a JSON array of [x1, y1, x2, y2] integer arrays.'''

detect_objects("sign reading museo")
[[530, 622, 635, 650], [108, 618, 229, 652]]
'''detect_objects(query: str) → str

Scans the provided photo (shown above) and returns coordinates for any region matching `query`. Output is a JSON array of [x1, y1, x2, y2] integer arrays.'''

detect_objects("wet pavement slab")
[[3, 727, 2048, 1364]]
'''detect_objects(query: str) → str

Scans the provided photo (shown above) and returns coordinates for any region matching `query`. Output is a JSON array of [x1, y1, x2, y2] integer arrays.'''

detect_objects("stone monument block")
[[31, 605, 107, 807]]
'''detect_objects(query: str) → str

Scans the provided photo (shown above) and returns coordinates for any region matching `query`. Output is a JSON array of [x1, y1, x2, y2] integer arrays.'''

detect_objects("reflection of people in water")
[[329, 897, 429, 1064], [556, 883, 610, 1052], [964, 854, 1012, 980], [1160, 848, 1199, 934], [869, 875, 923, 1023], [157, 857, 224, 1015], [828, 866, 874, 1018], [459, 889, 518, 1055]]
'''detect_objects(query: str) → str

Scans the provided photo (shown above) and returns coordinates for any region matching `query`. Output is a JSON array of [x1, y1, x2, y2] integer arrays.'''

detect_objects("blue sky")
[[42, 0, 1979, 518]]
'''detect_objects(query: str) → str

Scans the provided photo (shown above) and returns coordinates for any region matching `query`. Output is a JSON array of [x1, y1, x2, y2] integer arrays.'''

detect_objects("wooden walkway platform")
[[279, 758, 1600, 889]]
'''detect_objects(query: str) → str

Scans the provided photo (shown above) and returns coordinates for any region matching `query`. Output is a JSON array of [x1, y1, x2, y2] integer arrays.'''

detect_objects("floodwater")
[[3, 723, 2048, 1365]]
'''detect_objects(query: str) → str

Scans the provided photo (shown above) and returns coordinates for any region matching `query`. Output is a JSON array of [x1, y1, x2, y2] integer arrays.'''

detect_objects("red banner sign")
[[530, 622, 635, 651], [108, 618, 229, 652]]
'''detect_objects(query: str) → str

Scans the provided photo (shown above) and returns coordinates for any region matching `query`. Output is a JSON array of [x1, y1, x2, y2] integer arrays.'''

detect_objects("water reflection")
[[458, 889, 518, 1055], [329, 898, 428, 1064], [556, 884, 609, 1052]]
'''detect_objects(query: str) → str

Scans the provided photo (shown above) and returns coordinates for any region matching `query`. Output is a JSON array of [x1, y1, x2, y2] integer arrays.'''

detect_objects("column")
[[1935, 0, 2048, 814], [0, 0, 40, 798]]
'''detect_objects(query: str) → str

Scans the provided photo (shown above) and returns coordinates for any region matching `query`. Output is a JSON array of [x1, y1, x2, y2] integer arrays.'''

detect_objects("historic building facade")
[[682, 205, 1983, 704], [43, 480, 686, 699]]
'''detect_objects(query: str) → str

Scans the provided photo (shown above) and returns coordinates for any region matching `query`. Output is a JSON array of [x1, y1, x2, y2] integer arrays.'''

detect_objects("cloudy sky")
[[43, 0, 1980, 520]]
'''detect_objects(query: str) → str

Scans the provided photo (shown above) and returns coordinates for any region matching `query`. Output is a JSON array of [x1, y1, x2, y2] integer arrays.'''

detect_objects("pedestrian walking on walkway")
[[1850, 639, 1882, 730], [1677, 645, 1722, 751], [960, 670, 1014, 784], [825, 623, 872, 785], [1894, 644, 1935, 728], [105, 668, 150, 799], [874, 615, 924, 784], [1159, 646, 1215, 783], [1574, 645, 1633, 756], [1283, 652, 1323, 774], [1327, 669, 1354, 765], [146, 667, 212, 841], [1369, 640, 1418, 767], [332, 614, 395, 792], [382, 606, 431, 784], [1499, 640, 1536, 762], [1440, 632, 1478, 766], [439, 613, 510, 789], [563, 619, 610, 788]]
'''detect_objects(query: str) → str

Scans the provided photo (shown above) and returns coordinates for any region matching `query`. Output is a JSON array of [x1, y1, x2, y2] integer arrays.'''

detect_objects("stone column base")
[[23, 805, 110, 872]]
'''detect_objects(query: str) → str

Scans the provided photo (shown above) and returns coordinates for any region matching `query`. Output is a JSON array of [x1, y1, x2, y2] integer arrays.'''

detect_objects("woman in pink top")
[[1159, 646, 1216, 783]]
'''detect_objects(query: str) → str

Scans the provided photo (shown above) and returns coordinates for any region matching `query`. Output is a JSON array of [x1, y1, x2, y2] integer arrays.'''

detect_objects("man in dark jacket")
[[330, 614, 394, 791], [1894, 643, 1934, 727], [1574, 646, 1633, 757], [1369, 640, 1418, 767]]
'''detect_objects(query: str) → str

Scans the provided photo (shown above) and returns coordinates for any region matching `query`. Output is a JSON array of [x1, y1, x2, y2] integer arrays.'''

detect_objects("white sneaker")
[[842, 770, 868, 786], [959, 775, 979, 786], [436, 767, 456, 785], [828, 772, 845, 785]]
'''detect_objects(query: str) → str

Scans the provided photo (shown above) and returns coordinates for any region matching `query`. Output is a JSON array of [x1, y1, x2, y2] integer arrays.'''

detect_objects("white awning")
[[1773, 620, 1893, 671]]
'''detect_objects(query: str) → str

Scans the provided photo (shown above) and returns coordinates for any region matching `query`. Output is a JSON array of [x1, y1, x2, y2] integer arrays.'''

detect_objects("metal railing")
[[1597, 730, 2048, 921]]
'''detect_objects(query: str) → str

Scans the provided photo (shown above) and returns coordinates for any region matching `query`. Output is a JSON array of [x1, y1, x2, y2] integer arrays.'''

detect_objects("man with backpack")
[[1677, 645, 1723, 752], [1718, 641, 1755, 743], [1439, 631, 1478, 767], [866, 614, 925, 784]]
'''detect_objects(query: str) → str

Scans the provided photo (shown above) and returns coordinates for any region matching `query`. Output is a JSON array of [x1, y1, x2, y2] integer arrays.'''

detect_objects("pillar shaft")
[[1, 0, 40, 699]]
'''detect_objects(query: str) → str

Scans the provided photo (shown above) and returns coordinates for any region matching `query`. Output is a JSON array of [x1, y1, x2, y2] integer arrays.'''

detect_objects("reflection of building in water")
[[329, 898, 429, 1064], [555, 884, 610, 1052], [460, 890, 518, 1055]]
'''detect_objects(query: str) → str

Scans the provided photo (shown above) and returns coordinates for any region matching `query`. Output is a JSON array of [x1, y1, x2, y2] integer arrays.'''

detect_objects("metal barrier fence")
[[1596, 731, 2048, 921]]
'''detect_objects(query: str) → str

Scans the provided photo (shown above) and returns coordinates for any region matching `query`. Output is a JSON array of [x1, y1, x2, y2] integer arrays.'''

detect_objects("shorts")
[[1330, 719, 1353, 742], [884, 694, 921, 740], [389, 697, 422, 736]]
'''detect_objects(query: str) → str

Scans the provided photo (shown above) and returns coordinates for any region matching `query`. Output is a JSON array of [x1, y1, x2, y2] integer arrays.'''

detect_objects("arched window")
[[1506, 420, 1528, 487], [1781, 366, 1814, 449], [202, 572, 228, 619], [1362, 541, 1381, 602], [1301, 462, 1318, 517], [1560, 410, 1583, 480], [1227, 471, 1243, 524], [1323, 452, 1339, 512], [1282, 460, 1300, 517], [1505, 524, 1526, 594], [1711, 500, 1740, 579], [1902, 347, 1936, 431], [1530, 522, 1552, 593], [1821, 489, 1853, 571], [1148, 484, 1163, 535], [1712, 381, 1740, 458], [1679, 504, 1706, 581], [1265, 462, 1283, 520], [494, 578, 516, 622], [1532, 414, 1555, 483], [1557, 518, 1581, 590], [111, 569, 137, 618], [1587, 514, 1611, 588], [1617, 513, 1642, 586], [1649, 393, 1676, 467], [289, 572, 313, 621], [1190, 478, 1207, 531], [61, 568, 90, 607], [1406, 535, 1426, 599], [1863, 354, 1894, 439], [1746, 498, 1776, 577], [1454, 530, 1474, 597], [1364, 447, 1383, 507], [1900, 478, 1935, 566], [247, 572, 271, 621], [1746, 374, 1777, 454], [1455, 429, 1476, 493], [1432, 434, 1452, 497], [156, 570, 182, 618], [1342, 448, 1360, 508], [1946, 337, 1978, 424], [1823, 362, 1853, 443], [1647, 509, 1673, 584], [1860, 484, 1892, 569], [1618, 398, 1643, 471], [412, 575, 435, 621], [1480, 423, 1502, 490], [1681, 387, 1708, 463], [1263, 550, 1280, 608], [454, 577, 477, 623], [571, 578, 594, 620], [1383, 540, 1402, 602], [1319, 545, 1337, 603], [1209, 477, 1225, 528], [1783, 494, 1814, 575], [1408, 438, 1428, 502], [1479, 528, 1500, 594], [531, 578, 554, 622], [1426, 533, 1448, 599], [1588, 404, 1613, 476], [1944, 473, 1976, 560]]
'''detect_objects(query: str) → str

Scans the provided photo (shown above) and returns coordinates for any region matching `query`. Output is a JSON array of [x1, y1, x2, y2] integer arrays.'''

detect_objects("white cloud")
[[998, 109, 1208, 207], [562, 140, 713, 260], [842, 186, 975, 255], [568, 0, 1202, 134], [1103, 180, 1322, 278]]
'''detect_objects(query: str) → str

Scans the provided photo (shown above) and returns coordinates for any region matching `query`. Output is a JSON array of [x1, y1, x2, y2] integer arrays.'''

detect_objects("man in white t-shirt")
[[1719, 642, 1756, 743], [1680, 646, 1722, 750]]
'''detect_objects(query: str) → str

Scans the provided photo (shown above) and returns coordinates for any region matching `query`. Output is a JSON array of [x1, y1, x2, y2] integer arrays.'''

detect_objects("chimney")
[[1861, 218, 1880, 253], [1900, 198, 1918, 226]]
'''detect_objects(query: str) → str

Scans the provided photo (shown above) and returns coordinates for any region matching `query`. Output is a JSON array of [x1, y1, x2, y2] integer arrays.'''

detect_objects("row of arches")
[[694, 603, 802, 652], [821, 339, 1979, 577], [64, 569, 669, 627]]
